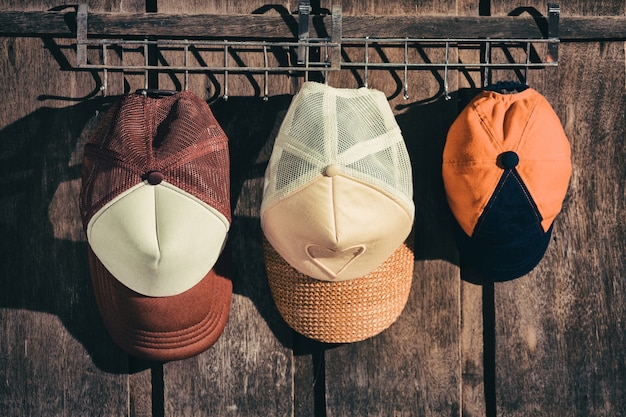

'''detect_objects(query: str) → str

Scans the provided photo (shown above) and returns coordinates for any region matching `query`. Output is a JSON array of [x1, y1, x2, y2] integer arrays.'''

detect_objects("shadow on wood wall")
[[0, 84, 479, 369]]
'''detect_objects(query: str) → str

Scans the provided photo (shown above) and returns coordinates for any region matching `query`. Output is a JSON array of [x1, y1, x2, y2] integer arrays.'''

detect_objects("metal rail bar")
[[65, 3, 562, 97]]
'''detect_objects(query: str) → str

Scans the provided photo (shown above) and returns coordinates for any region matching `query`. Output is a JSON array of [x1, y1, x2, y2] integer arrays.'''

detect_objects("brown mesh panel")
[[80, 91, 230, 228]]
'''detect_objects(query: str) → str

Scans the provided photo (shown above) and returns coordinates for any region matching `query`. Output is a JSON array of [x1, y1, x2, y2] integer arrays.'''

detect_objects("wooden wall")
[[0, 1, 624, 416]]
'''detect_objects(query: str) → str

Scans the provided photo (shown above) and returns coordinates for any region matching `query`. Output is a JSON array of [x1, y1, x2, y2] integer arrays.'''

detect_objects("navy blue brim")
[[454, 222, 553, 282]]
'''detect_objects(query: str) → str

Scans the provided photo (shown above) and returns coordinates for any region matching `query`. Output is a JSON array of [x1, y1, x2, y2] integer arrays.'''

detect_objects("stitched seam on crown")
[[474, 169, 509, 235], [153, 187, 162, 266], [83, 144, 140, 172], [511, 169, 543, 224], [157, 137, 228, 171], [473, 102, 503, 153], [331, 176, 339, 242], [515, 92, 539, 152], [145, 97, 155, 168]]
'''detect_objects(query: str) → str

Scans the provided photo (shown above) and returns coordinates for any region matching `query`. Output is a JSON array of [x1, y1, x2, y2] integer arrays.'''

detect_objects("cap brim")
[[263, 235, 414, 344], [455, 223, 552, 282], [88, 245, 232, 362]]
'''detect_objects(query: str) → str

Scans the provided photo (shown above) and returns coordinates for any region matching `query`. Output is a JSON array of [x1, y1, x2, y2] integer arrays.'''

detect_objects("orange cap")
[[442, 88, 571, 280]]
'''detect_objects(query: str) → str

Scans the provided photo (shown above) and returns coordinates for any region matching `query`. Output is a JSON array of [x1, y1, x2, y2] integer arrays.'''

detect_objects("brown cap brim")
[[88, 245, 232, 362], [263, 235, 414, 343]]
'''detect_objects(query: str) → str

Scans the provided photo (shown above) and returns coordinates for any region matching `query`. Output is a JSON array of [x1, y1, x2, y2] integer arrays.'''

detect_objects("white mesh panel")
[[288, 90, 330, 156], [275, 150, 318, 192], [262, 82, 414, 217], [336, 95, 390, 151]]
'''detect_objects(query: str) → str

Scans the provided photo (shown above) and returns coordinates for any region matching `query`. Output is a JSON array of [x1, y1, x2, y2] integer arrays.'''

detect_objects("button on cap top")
[[324, 164, 342, 177], [498, 151, 520, 169], [145, 170, 164, 185]]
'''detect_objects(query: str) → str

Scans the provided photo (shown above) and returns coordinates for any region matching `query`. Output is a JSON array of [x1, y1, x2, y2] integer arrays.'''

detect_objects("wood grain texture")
[[323, 32, 464, 413], [0, 2, 143, 417], [1, 1, 626, 416], [488, 2, 626, 417], [491, 0, 625, 16], [160, 94, 297, 416], [2, 11, 626, 40], [490, 39, 626, 417], [460, 281, 486, 417], [454, 4, 488, 416], [0, 22, 126, 417]]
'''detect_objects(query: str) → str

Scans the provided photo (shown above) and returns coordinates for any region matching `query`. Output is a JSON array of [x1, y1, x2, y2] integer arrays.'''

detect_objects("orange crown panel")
[[442, 93, 504, 236], [513, 96, 572, 231], [443, 89, 571, 236]]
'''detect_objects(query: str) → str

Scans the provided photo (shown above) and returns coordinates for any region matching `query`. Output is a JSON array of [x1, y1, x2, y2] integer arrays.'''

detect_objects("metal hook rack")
[[73, 2, 560, 99]]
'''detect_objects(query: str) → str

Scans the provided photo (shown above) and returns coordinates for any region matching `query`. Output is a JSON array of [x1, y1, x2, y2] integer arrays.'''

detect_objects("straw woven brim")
[[263, 234, 414, 343]]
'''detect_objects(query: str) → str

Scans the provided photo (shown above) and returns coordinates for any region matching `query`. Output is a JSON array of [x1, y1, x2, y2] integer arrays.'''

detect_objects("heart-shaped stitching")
[[306, 244, 366, 279]]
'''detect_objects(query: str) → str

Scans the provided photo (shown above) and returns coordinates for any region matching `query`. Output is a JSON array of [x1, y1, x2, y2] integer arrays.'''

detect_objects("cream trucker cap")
[[260, 82, 415, 343]]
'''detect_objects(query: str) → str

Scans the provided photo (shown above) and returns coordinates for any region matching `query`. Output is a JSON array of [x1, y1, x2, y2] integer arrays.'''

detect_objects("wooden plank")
[[323, 5, 463, 414], [560, 16, 626, 40], [153, 2, 297, 413], [0, 28, 129, 417], [0, 66, 131, 417], [293, 334, 325, 417], [323, 263, 462, 416], [2, 10, 626, 40], [454, 3, 488, 415], [0, 1, 142, 416], [337, 0, 458, 16], [490, 39, 626, 417], [323, 57, 463, 415], [460, 281, 487, 417], [160, 95, 297, 416]]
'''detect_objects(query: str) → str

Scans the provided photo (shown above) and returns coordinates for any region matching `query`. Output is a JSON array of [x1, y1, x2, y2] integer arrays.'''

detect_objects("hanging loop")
[[297, 0, 311, 64], [547, 3, 560, 63]]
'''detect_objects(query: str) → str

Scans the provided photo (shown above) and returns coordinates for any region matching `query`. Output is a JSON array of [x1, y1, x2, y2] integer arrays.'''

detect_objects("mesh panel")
[[336, 95, 390, 153], [345, 142, 414, 204], [275, 151, 318, 192], [80, 91, 230, 229], [288, 91, 327, 155], [262, 82, 414, 215], [80, 150, 142, 225]]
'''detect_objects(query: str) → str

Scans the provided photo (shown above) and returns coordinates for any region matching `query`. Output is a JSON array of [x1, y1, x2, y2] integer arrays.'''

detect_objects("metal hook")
[[443, 40, 451, 100], [183, 41, 189, 91], [304, 43, 310, 82], [297, 0, 311, 64], [263, 43, 269, 101], [223, 41, 229, 101], [99, 42, 107, 96], [524, 41, 531, 83], [482, 39, 491, 88], [547, 3, 560, 63], [70, 2, 559, 102], [143, 41, 149, 89], [363, 36, 369, 88], [403, 37, 409, 99], [323, 42, 329, 84]]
